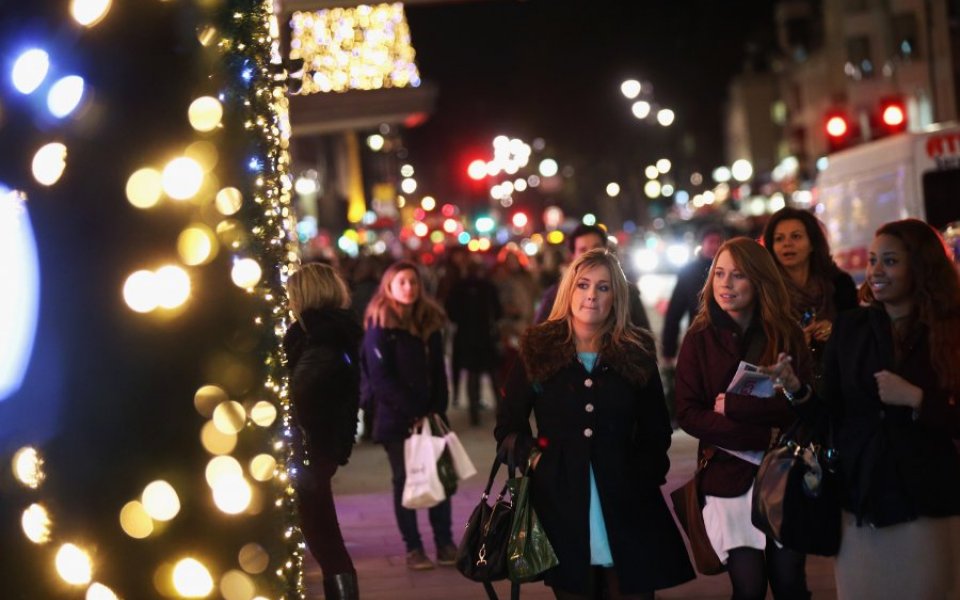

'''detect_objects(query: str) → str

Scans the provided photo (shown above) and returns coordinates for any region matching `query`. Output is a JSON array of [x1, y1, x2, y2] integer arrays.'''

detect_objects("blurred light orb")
[[206, 455, 243, 488], [172, 558, 214, 598], [119, 500, 154, 539], [188, 96, 223, 132], [466, 159, 486, 181], [631, 100, 651, 119], [142, 480, 181, 522], [21, 503, 52, 544], [657, 109, 675, 126], [13, 446, 45, 489], [194, 385, 228, 418], [644, 180, 662, 199], [605, 182, 620, 198], [178, 225, 217, 266], [185, 140, 219, 173], [47, 76, 85, 118], [123, 270, 159, 313], [216, 219, 245, 249], [201, 420, 238, 455], [712, 166, 732, 183], [620, 79, 641, 99], [55, 543, 92, 586], [212, 475, 253, 514], [294, 176, 317, 196], [656, 158, 672, 174], [731, 159, 754, 182], [538, 158, 558, 178], [633, 248, 659, 273], [12, 49, 49, 94], [71, 0, 112, 27], [249, 401, 276, 427], [86, 582, 120, 600], [221, 570, 256, 600], [511, 212, 528, 228], [154, 265, 190, 309], [215, 187, 243, 215], [249, 454, 276, 482], [644, 165, 659, 180], [231, 258, 261, 289], [421, 196, 436, 211], [366, 134, 384, 151], [162, 157, 204, 200], [661, 184, 675, 197], [32, 142, 68, 186], [213, 400, 247, 434], [400, 163, 415, 177], [238, 543, 269, 574], [666, 243, 691, 267], [582, 213, 597, 226], [400, 177, 417, 194], [126, 168, 163, 209]]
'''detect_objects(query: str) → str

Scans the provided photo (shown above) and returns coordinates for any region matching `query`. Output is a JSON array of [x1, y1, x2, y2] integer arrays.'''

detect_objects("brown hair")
[[547, 248, 655, 368], [286, 262, 350, 325], [364, 260, 446, 339], [690, 237, 805, 364], [860, 219, 960, 389]]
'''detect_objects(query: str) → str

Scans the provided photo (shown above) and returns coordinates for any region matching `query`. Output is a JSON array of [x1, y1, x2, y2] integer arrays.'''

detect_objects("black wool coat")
[[283, 308, 363, 466], [823, 306, 960, 527], [361, 325, 448, 443], [495, 321, 694, 595]]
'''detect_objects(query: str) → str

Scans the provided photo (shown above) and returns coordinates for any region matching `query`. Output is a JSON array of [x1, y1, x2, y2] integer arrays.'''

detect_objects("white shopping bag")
[[401, 417, 447, 509], [432, 414, 477, 481]]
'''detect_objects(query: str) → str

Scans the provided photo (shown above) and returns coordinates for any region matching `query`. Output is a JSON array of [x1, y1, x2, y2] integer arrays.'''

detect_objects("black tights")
[[551, 567, 653, 600], [726, 540, 810, 600]]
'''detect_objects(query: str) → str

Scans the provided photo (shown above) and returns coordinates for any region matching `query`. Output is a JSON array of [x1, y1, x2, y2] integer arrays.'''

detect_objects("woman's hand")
[[804, 319, 833, 343], [875, 370, 923, 409], [713, 393, 726, 415], [760, 352, 803, 395]]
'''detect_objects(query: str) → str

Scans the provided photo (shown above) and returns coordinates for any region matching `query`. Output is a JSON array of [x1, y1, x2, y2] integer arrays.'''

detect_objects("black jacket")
[[823, 306, 960, 527], [361, 325, 448, 443], [283, 308, 363, 466], [661, 256, 712, 359], [496, 321, 694, 595]]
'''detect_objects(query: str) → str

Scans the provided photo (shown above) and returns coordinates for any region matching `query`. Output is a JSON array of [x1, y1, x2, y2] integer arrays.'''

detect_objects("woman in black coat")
[[675, 238, 813, 600], [360, 260, 454, 571], [823, 220, 960, 598], [496, 249, 694, 599], [283, 262, 362, 600]]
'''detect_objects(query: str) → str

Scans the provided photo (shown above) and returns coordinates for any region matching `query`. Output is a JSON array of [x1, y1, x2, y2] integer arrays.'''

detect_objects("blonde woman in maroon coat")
[[675, 238, 813, 600]]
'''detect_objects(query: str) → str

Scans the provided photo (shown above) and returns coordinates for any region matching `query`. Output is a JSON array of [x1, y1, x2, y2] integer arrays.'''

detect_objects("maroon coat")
[[675, 301, 812, 496]]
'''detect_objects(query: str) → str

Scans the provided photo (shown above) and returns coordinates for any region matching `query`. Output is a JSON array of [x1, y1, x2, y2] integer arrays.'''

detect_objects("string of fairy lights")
[[6, 0, 307, 598]]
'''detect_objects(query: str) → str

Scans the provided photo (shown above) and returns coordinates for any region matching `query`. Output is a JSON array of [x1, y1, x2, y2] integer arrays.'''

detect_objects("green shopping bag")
[[506, 449, 558, 582]]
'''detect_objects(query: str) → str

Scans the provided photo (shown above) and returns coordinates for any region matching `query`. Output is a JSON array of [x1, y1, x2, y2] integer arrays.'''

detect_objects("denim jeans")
[[383, 440, 453, 552]]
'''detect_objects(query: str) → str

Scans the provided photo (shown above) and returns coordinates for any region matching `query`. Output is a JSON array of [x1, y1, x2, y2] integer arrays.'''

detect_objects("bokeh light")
[[119, 500, 154, 539], [249, 401, 276, 427], [161, 157, 204, 200], [123, 270, 159, 313], [12, 49, 49, 94], [178, 225, 217, 266], [220, 569, 256, 600], [238, 543, 269, 574], [47, 76, 85, 118], [32, 142, 68, 186], [12, 446, 45, 489], [230, 258, 262, 289], [154, 265, 191, 309], [212, 401, 246, 434], [55, 543, 93, 586], [620, 79, 641, 99], [212, 474, 253, 515], [206, 455, 243, 488], [70, 0, 112, 27], [194, 385, 228, 418], [21, 503, 52, 544], [215, 187, 243, 215], [188, 96, 224, 132], [86, 582, 120, 600], [200, 420, 238, 455], [172, 558, 214, 598], [126, 168, 163, 209], [141, 480, 181, 522], [249, 454, 276, 482]]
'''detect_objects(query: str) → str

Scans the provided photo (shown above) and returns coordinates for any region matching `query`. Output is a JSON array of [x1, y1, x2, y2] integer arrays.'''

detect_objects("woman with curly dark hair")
[[824, 219, 960, 598]]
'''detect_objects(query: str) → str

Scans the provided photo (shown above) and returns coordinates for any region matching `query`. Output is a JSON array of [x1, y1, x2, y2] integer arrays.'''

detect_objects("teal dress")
[[579, 352, 614, 567]]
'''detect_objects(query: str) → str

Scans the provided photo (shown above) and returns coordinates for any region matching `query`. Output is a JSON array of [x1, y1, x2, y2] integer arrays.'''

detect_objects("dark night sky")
[[403, 0, 777, 202]]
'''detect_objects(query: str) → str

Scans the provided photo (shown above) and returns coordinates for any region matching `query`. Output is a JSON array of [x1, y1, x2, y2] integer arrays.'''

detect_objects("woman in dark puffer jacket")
[[284, 262, 363, 600]]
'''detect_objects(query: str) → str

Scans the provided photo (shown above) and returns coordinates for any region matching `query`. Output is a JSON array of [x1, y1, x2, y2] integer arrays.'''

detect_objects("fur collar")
[[519, 320, 655, 386]]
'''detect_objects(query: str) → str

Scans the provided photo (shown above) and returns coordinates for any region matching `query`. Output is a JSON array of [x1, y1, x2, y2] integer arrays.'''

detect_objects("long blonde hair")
[[689, 237, 804, 364], [286, 262, 350, 324], [547, 248, 655, 358], [364, 260, 446, 339]]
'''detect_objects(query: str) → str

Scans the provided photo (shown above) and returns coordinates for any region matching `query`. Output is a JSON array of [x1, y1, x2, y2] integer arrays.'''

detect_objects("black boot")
[[322, 572, 359, 600]]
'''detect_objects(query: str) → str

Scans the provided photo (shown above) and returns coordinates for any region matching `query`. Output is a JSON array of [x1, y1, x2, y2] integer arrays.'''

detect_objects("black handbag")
[[456, 456, 520, 600], [751, 414, 841, 556], [670, 447, 725, 575]]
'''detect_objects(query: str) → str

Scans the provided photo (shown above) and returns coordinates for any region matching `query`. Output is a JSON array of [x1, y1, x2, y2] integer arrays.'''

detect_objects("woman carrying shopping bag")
[[360, 259, 457, 570], [496, 249, 694, 599]]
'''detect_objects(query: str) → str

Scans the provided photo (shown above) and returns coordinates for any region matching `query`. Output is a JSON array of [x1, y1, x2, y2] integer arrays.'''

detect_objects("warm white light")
[[249, 454, 276, 482], [154, 265, 190, 309], [178, 225, 216, 266], [200, 421, 237, 455], [400, 177, 417, 194], [21, 503, 52, 544], [86, 582, 120, 600], [238, 544, 269, 574], [55, 543, 92, 586], [656, 158, 672, 174], [12, 49, 49, 94], [366, 134, 384, 151], [206, 456, 243, 488], [119, 500, 154, 539], [731, 159, 754, 182], [215, 187, 243, 215], [631, 100, 651, 119], [123, 270, 159, 313], [644, 165, 659, 180], [661, 184, 675, 197], [712, 166, 732, 183], [12, 446, 44, 489], [188, 96, 223, 132], [294, 176, 317, 195], [605, 182, 620, 198], [421, 196, 436, 211], [212, 401, 247, 434], [249, 401, 276, 427], [220, 570, 256, 600], [230, 258, 262, 289], [666, 243, 691, 267], [47, 76, 85, 118], [657, 108, 675, 126], [538, 158, 558, 177], [32, 142, 68, 186], [467, 160, 486, 181], [644, 180, 662, 199], [620, 79, 641, 99], [172, 558, 214, 598], [212, 475, 253, 514], [633, 248, 659, 273], [71, 0, 112, 27], [400, 164, 415, 177], [126, 168, 163, 209], [161, 157, 204, 200], [141, 480, 181, 522]]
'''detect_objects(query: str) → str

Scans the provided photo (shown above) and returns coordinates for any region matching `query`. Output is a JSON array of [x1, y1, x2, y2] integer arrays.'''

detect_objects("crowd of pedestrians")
[[283, 213, 960, 600]]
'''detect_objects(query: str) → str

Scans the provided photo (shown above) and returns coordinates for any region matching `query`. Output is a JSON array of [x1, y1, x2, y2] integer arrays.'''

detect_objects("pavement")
[[304, 377, 839, 600]]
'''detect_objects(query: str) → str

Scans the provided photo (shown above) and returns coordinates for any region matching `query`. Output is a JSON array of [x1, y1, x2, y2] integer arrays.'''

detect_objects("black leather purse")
[[456, 456, 519, 600]]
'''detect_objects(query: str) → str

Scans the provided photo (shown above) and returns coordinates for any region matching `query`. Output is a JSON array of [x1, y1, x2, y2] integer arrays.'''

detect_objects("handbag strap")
[[481, 580, 521, 600], [697, 447, 716, 473], [431, 412, 451, 435]]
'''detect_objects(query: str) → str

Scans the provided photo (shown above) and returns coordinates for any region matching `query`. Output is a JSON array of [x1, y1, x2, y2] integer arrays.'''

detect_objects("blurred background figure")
[[435, 246, 471, 405], [824, 219, 960, 599], [360, 260, 456, 571], [446, 258, 502, 426], [762, 207, 858, 393], [283, 262, 362, 600], [492, 246, 539, 386], [535, 223, 650, 331]]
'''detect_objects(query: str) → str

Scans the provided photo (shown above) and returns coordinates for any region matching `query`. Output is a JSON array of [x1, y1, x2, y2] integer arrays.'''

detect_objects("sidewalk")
[[309, 398, 838, 599]]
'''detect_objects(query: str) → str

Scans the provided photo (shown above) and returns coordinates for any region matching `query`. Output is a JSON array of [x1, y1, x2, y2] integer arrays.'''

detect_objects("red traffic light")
[[825, 115, 849, 138], [877, 97, 907, 135], [824, 110, 854, 152], [467, 159, 487, 181], [882, 104, 905, 127]]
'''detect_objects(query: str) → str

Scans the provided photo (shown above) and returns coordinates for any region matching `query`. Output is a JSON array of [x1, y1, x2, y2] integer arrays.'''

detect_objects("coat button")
[[584, 428, 593, 438], [585, 403, 595, 413], [584, 378, 593, 388]]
